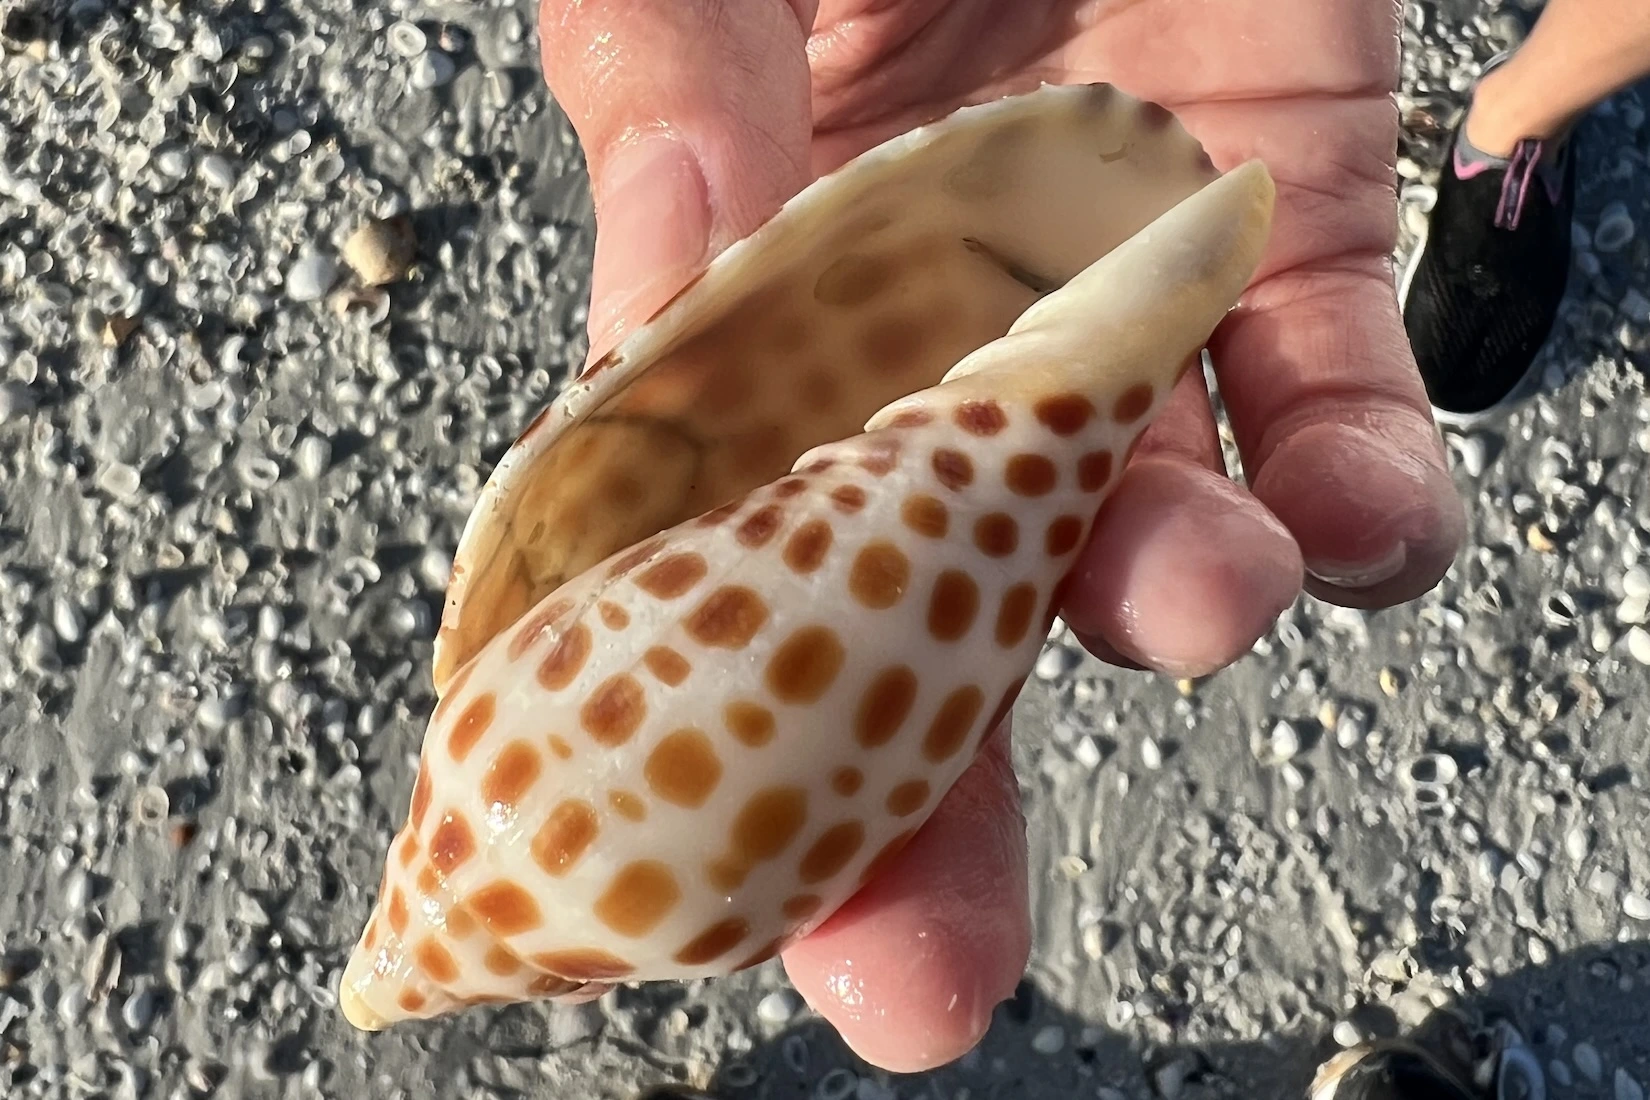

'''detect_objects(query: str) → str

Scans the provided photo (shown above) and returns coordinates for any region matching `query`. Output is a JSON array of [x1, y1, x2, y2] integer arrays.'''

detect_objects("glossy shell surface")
[[338, 83, 1276, 1031]]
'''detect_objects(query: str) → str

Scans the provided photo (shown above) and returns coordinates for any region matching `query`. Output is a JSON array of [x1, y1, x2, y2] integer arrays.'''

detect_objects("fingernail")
[[588, 132, 712, 356], [1306, 542, 1408, 589]]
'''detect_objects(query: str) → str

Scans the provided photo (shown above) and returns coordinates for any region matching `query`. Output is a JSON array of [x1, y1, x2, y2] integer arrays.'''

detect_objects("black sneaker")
[[1399, 60, 1578, 429], [1309, 1025, 1546, 1100]]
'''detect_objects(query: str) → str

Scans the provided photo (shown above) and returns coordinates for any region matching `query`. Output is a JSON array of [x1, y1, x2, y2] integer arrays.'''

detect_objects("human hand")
[[537, 0, 1466, 1072]]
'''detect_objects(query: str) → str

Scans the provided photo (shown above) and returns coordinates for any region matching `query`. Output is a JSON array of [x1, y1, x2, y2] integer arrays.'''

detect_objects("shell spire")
[[340, 87, 1273, 1033]]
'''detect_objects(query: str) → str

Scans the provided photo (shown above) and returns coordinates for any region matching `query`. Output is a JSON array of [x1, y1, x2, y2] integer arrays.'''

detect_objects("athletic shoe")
[[1399, 57, 1578, 429]]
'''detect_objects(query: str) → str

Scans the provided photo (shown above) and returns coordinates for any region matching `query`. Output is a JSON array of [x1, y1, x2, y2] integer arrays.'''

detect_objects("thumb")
[[539, 0, 817, 360]]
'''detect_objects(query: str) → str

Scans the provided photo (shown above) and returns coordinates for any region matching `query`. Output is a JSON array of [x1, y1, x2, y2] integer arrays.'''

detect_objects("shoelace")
[[1493, 137, 1545, 231]]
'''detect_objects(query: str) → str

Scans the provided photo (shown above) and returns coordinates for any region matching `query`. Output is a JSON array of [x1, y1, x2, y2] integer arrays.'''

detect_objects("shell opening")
[[432, 84, 1229, 689]]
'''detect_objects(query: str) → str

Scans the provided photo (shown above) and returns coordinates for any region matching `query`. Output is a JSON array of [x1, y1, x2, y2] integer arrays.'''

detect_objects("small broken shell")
[[339, 83, 1275, 1031], [342, 214, 417, 286]]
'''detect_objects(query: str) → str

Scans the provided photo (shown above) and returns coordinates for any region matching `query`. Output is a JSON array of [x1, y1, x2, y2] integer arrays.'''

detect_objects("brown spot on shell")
[[685, 587, 770, 648], [799, 821, 866, 884], [886, 780, 931, 817], [901, 494, 948, 538], [859, 437, 901, 476], [446, 906, 477, 938], [635, 552, 709, 599], [928, 570, 980, 641], [607, 538, 665, 580], [1045, 515, 1084, 556], [974, 513, 1019, 557], [725, 701, 776, 747], [766, 626, 846, 704], [1005, 454, 1058, 496], [815, 252, 896, 307], [645, 729, 723, 808], [531, 800, 597, 877], [923, 686, 985, 762], [734, 938, 785, 972], [409, 762, 433, 829], [1034, 394, 1096, 435], [719, 786, 809, 886], [783, 520, 833, 573], [387, 888, 409, 936], [932, 448, 974, 490], [1114, 383, 1155, 423], [673, 918, 751, 966], [414, 939, 460, 985], [507, 598, 572, 661], [955, 400, 1008, 436], [398, 989, 426, 1013], [849, 541, 910, 609], [831, 484, 867, 513], [594, 861, 681, 938], [855, 666, 918, 748], [482, 741, 543, 811], [580, 674, 646, 746], [537, 622, 592, 691], [598, 601, 630, 630], [995, 584, 1039, 648], [775, 477, 809, 499], [416, 865, 439, 896], [448, 693, 496, 763], [484, 945, 523, 975], [430, 811, 476, 874], [697, 499, 743, 527], [534, 949, 635, 981], [860, 315, 925, 372], [783, 894, 822, 921], [643, 645, 691, 686], [397, 832, 419, 868], [1078, 450, 1115, 491], [467, 881, 543, 936], [737, 504, 784, 548], [890, 409, 933, 428], [548, 734, 573, 760], [831, 767, 864, 796]]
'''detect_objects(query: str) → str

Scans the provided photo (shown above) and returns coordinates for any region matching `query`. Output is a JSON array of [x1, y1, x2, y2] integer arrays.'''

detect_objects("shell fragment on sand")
[[338, 83, 1274, 1031]]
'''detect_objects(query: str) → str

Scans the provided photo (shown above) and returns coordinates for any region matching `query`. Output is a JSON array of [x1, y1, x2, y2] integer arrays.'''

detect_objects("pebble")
[[1455, 433, 1488, 476], [342, 215, 417, 286], [1625, 566, 1650, 600], [1139, 737, 1162, 771], [1625, 892, 1650, 920], [97, 462, 142, 501], [1030, 1025, 1065, 1054], [387, 20, 427, 57], [1625, 626, 1650, 665], [1595, 202, 1636, 253], [755, 989, 800, 1026], [1074, 735, 1102, 768], [121, 985, 157, 1032], [410, 50, 456, 90], [815, 1069, 857, 1100], [1618, 1069, 1646, 1100], [1573, 1042, 1604, 1084], [294, 435, 332, 479], [286, 252, 339, 303], [199, 154, 236, 190], [1332, 1020, 1363, 1048]]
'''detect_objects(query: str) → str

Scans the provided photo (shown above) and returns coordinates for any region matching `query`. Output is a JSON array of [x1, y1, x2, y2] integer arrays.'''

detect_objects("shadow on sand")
[[633, 939, 1650, 1099]]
